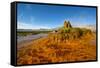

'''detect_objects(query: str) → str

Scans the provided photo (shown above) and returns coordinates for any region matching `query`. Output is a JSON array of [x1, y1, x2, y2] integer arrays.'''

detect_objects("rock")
[[64, 20, 72, 28]]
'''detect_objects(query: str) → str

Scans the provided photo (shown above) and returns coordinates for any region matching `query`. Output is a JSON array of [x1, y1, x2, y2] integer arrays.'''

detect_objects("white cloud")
[[17, 22, 50, 29], [18, 22, 33, 29]]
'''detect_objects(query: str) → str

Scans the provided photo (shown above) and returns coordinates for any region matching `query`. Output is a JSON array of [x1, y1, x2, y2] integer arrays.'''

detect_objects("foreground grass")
[[17, 31, 96, 65]]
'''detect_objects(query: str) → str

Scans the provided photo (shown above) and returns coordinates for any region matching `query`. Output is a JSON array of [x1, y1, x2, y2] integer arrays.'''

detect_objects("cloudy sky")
[[17, 3, 96, 29]]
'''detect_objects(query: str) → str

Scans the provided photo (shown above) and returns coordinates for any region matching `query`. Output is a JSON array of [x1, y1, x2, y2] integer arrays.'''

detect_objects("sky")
[[17, 3, 96, 29]]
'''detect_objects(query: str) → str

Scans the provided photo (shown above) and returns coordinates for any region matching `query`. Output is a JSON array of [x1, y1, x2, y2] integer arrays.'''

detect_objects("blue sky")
[[17, 3, 96, 29]]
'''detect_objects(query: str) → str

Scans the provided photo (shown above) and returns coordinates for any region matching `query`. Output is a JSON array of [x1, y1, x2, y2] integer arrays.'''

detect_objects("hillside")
[[17, 21, 96, 65]]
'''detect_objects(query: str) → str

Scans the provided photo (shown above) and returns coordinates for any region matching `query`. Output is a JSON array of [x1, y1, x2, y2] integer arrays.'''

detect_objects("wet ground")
[[17, 33, 48, 49]]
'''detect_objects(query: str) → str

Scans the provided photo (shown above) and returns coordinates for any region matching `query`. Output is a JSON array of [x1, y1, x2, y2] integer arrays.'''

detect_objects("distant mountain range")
[[75, 25, 96, 32], [17, 28, 52, 32], [17, 25, 96, 32]]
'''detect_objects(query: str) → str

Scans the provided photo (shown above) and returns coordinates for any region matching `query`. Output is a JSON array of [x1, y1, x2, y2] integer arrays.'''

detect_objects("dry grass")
[[17, 30, 96, 65]]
